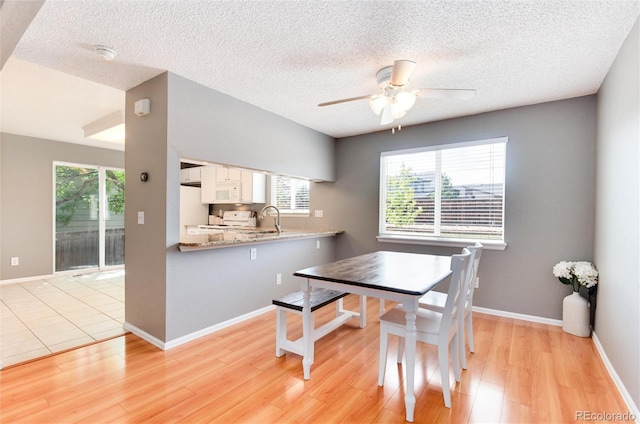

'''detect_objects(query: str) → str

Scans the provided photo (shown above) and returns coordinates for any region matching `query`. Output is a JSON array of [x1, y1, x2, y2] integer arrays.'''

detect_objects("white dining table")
[[293, 250, 452, 422]]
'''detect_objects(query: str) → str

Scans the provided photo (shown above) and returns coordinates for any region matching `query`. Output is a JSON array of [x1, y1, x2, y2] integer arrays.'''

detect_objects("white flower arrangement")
[[553, 261, 599, 292]]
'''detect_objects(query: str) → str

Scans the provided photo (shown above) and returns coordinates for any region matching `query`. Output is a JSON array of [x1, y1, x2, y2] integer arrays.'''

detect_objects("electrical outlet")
[[316, 240, 320, 249], [276, 273, 282, 285], [250, 248, 257, 261], [137, 211, 145, 224], [10, 257, 19, 266], [474, 277, 479, 289]]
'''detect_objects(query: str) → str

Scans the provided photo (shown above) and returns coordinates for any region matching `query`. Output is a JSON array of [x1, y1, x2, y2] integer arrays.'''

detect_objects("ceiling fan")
[[318, 60, 475, 126]]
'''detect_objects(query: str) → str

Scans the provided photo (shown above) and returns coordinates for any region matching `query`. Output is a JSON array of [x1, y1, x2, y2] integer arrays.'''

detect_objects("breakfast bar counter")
[[178, 229, 343, 251]]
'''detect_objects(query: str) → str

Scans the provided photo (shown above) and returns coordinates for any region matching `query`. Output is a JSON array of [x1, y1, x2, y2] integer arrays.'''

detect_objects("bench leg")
[[275, 307, 287, 357]]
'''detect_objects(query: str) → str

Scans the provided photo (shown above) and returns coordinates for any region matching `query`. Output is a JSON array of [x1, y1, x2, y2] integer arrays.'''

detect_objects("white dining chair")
[[418, 242, 483, 370], [378, 249, 471, 408]]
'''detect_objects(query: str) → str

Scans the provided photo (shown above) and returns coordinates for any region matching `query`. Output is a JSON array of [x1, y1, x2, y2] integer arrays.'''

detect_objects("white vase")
[[562, 292, 591, 337]]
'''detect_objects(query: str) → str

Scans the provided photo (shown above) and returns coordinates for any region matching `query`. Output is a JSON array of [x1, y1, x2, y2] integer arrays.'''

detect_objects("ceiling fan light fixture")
[[318, 59, 475, 127], [395, 91, 417, 111], [390, 105, 407, 120], [369, 96, 387, 115]]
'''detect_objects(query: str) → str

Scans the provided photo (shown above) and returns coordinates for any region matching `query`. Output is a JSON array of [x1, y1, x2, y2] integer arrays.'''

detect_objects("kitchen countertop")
[[178, 228, 343, 252]]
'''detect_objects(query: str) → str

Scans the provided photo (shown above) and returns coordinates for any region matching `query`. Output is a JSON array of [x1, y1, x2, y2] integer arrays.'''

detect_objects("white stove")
[[200, 210, 256, 232]]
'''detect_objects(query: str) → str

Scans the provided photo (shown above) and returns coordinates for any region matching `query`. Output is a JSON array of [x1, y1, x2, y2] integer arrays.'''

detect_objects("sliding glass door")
[[105, 169, 125, 266], [55, 163, 125, 272]]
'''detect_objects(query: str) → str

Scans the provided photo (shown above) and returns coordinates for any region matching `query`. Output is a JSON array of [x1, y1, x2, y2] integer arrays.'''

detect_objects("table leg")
[[403, 299, 418, 422], [301, 279, 313, 380]]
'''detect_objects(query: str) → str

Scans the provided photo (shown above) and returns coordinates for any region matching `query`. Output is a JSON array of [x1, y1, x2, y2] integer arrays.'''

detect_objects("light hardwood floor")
[[0, 295, 629, 423]]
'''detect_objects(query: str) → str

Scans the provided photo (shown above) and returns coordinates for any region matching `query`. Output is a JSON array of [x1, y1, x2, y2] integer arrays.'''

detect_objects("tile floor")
[[0, 269, 125, 368]]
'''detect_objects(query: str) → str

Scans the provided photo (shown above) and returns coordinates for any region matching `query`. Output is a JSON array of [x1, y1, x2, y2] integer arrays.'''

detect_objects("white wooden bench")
[[273, 288, 366, 365]]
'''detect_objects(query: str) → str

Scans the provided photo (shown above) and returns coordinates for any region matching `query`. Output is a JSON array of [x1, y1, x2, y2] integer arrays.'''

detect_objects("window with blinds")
[[272, 176, 310, 214], [379, 137, 507, 246]]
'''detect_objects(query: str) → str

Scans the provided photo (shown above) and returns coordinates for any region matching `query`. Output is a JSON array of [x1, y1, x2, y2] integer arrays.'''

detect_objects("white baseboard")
[[472, 305, 563, 326], [127, 305, 560, 351], [592, 332, 640, 422], [123, 305, 276, 351], [0, 266, 124, 286], [122, 322, 166, 350]]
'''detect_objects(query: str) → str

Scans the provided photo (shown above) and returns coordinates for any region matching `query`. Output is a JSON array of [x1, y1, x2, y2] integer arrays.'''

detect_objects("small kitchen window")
[[378, 137, 507, 250], [271, 176, 310, 215]]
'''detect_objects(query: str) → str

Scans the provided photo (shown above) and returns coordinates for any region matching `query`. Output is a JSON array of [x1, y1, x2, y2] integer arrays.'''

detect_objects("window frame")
[[377, 137, 508, 250], [270, 175, 310, 216]]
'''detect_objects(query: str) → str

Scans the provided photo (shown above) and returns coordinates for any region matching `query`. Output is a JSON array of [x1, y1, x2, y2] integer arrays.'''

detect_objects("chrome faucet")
[[259, 205, 281, 235]]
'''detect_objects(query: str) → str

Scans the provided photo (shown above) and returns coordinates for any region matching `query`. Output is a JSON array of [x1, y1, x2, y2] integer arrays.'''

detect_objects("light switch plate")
[[314, 210, 323, 218], [137, 211, 144, 224]]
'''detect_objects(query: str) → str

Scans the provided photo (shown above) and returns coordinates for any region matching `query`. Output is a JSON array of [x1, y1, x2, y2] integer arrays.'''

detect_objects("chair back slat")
[[464, 242, 483, 306], [440, 249, 471, 335]]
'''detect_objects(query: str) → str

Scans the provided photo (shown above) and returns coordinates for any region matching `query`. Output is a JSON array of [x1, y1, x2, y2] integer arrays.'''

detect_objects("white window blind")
[[272, 176, 310, 214], [379, 137, 507, 245]]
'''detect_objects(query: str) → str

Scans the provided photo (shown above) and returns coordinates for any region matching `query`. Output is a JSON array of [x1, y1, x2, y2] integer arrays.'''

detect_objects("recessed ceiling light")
[[94, 45, 117, 61]]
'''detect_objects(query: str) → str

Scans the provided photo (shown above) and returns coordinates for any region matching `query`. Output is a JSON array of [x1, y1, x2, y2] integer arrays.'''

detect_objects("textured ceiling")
[[2, 0, 639, 148]]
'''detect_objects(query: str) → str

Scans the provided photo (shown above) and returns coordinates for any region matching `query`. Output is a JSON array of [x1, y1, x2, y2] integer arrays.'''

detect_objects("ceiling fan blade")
[[318, 94, 376, 107], [390, 60, 416, 86], [416, 88, 476, 100], [380, 103, 393, 125]]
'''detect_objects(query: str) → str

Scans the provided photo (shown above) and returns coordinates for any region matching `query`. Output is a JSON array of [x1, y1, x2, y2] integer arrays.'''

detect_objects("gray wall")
[[164, 73, 336, 340], [595, 18, 639, 409], [322, 96, 597, 320], [0, 133, 124, 280], [125, 72, 337, 342], [124, 73, 170, 341], [168, 73, 335, 181]]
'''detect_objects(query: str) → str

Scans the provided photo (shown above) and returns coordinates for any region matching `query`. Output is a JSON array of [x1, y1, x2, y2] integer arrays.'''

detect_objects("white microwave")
[[215, 181, 241, 203]]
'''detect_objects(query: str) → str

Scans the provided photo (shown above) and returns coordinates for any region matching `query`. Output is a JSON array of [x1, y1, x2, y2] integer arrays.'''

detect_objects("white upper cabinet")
[[243, 171, 266, 204], [200, 166, 217, 204], [216, 166, 242, 182], [180, 167, 202, 184]]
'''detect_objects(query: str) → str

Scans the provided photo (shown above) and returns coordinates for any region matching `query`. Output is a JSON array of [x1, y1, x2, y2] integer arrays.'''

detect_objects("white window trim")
[[377, 234, 507, 250], [270, 175, 310, 216], [378, 137, 508, 249]]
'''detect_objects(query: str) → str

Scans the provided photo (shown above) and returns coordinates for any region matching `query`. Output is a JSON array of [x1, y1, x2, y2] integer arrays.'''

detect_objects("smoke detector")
[[94, 45, 116, 61]]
